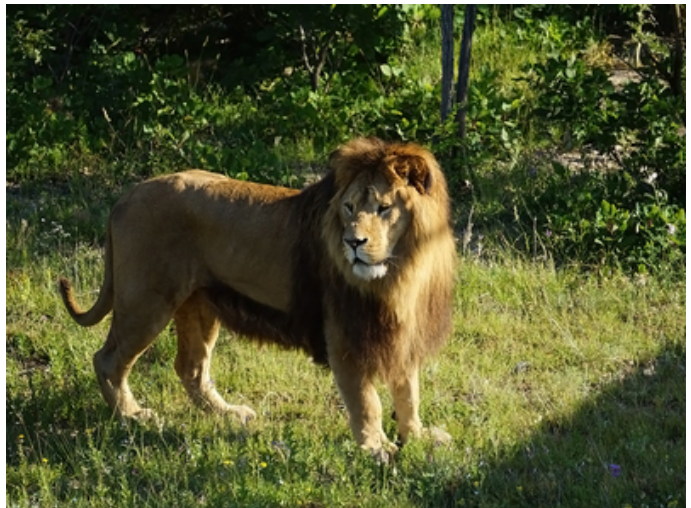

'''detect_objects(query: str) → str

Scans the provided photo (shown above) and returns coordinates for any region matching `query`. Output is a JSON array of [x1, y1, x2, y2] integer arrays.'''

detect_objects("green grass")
[[6, 191, 685, 507]]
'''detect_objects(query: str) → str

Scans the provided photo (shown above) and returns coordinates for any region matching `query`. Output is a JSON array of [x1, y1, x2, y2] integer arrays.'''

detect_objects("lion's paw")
[[122, 408, 164, 430], [365, 440, 399, 464], [371, 447, 392, 464], [226, 404, 257, 425], [131, 408, 158, 421]]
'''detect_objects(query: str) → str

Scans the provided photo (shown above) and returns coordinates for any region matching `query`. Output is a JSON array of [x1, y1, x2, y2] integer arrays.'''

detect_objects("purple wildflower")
[[608, 464, 621, 478]]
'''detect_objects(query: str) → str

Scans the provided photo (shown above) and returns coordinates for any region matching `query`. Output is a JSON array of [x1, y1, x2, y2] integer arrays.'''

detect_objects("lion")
[[59, 137, 456, 460]]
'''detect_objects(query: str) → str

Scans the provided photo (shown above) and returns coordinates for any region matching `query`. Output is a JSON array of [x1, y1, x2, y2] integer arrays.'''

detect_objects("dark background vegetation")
[[6, 4, 685, 278]]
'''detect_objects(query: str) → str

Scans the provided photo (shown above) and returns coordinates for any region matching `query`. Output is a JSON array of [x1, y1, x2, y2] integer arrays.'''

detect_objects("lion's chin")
[[352, 261, 388, 281]]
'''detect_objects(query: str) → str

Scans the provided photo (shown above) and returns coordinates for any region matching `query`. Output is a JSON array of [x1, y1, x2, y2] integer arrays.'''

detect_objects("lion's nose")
[[345, 237, 367, 251]]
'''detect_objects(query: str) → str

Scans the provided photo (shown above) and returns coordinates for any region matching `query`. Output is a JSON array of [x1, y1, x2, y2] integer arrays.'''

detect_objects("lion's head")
[[322, 137, 450, 287]]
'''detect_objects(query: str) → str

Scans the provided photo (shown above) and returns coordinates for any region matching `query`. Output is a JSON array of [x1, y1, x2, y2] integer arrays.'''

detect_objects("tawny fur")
[[59, 137, 456, 458]]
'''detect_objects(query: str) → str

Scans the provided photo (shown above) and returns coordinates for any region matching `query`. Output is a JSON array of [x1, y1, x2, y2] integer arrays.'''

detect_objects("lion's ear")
[[408, 156, 434, 195], [389, 153, 434, 195]]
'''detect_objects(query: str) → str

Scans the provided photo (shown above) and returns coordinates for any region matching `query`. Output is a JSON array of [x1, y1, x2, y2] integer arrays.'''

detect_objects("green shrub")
[[524, 160, 685, 276], [510, 49, 685, 276], [6, 6, 685, 278]]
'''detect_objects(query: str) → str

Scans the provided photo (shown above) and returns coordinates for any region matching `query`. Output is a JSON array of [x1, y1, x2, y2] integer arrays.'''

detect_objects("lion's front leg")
[[389, 366, 452, 446], [389, 365, 424, 442], [329, 352, 397, 461]]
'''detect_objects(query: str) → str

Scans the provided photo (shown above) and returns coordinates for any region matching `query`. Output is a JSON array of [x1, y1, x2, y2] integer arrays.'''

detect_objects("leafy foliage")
[[510, 157, 685, 276], [6, 5, 686, 278], [516, 50, 685, 276], [6, 5, 441, 184], [432, 13, 685, 278]]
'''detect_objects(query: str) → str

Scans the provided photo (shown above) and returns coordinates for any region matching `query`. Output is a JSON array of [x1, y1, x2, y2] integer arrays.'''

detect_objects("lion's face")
[[337, 172, 412, 281]]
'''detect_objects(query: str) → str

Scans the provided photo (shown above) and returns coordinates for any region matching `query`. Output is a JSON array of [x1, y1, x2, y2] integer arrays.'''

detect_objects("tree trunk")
[[456, 5, 477, 139], [440, 5, 455, 122], [670, 4, 685, 100]]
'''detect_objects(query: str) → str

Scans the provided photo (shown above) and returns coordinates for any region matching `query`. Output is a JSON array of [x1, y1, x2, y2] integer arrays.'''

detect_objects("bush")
[[435, 18, 684, 278], [521, 159, 685, 276], [6, 6, 685, 278], [514, 50, 685, 276]]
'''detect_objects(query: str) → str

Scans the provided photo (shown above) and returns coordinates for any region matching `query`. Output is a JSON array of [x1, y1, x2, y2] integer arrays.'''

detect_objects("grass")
[[6, 178, 685, 506]]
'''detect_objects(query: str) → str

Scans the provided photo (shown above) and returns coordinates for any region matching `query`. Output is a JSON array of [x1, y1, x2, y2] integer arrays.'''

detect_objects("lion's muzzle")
[[344, 236, 388, 280]]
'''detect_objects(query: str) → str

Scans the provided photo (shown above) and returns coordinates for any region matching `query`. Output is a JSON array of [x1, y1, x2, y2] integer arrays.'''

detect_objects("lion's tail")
[[58, 222, 114, 327]]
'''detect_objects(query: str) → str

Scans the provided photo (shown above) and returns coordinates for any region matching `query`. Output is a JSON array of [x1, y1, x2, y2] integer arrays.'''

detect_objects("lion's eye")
[[377, 204, 391, 216], [343, 203, 354, 216]]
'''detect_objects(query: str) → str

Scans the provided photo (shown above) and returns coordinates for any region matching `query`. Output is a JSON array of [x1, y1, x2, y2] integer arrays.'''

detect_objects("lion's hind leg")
[[174, 292, 256, 424], [94, 308, 172, 422]]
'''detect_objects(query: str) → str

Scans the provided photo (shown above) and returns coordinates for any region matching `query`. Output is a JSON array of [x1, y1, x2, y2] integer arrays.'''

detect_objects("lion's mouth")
[[352, 258, 388, 280]]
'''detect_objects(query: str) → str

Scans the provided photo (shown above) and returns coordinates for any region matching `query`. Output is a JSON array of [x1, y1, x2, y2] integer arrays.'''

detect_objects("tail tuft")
[[58, 276, 72, 296]]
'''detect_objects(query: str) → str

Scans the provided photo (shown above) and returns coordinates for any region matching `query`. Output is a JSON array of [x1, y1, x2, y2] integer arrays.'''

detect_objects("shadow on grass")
[[6, 174, 140, 277], [6, 344, 684, 507], [423, 346, 685, 508]]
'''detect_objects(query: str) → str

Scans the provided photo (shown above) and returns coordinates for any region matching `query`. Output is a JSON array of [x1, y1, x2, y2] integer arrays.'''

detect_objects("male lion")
[[59, 137, 456, 459]]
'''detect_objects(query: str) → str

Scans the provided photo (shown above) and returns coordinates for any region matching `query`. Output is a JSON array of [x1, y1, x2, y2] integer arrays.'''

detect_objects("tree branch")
[[440, 5, 455, 122], [456, 5, 477, 139], [298, 24, 314, 74]]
